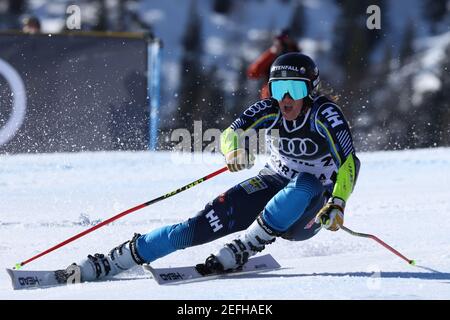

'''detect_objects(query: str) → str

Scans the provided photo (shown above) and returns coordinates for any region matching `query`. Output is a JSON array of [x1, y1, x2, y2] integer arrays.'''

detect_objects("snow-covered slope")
[[0, 148, 449, 299]]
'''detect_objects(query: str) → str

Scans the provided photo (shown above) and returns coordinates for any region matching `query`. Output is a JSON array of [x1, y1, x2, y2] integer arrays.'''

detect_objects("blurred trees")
[[0, 0, 27, 29], [424, 44, 450, 147], [174, 0, 226, 150], [399, 20, 415, 65], [423, 0, 449, 34], [213, 0, 234, 15], [170, 0, 450, 152], [177, 0, 203, 132], [4, 0, 447, 151], [91, 0, 152, 32], [92, 0, 108, 31], [333, 0, 385, 79], [331, 0, 385, 121], [288, 0, 306, 39]]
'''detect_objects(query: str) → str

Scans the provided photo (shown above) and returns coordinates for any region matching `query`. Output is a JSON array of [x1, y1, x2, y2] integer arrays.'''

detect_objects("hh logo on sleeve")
[[321, 106, 343, 128]]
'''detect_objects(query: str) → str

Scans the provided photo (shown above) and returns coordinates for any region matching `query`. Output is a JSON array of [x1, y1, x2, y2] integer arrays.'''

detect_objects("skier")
[[64, 52, 360, 281]]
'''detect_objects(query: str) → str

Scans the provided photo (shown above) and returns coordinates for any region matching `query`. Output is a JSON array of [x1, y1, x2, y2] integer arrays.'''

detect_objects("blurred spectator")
[[247, 28, 301, 99], [22, 16, 41, 34]]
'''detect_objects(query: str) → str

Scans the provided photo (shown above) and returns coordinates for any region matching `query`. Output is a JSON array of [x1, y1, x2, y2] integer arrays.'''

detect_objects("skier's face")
[[278, 94, 304, 121]]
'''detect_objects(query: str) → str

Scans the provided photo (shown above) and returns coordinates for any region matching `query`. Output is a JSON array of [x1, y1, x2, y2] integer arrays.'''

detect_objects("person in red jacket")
[[247, 28, 301, 99]]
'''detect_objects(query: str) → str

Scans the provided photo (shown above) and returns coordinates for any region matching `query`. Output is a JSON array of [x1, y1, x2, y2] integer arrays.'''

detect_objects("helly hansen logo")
[[205, 209, 223, 232], [321, 106, 344, 128]]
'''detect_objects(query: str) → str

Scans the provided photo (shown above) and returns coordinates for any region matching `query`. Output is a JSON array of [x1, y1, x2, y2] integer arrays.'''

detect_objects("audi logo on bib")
[[272, 137, 319, 157]]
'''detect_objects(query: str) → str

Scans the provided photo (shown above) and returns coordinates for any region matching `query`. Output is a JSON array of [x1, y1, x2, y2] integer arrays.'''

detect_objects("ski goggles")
[[269, 80, 308, 101]]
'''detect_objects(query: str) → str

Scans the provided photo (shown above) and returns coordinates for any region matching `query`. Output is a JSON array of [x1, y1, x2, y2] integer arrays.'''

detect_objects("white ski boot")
[[75, 233, 145, 282], [199, 217, 277, 274]]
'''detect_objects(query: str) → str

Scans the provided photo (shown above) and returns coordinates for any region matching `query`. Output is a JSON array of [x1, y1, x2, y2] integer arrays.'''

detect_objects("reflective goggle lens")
[[270, 80, 308, 101]]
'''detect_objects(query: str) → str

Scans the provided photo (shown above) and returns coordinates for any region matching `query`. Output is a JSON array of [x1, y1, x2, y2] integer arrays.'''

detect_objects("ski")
[[6, 266, 149, 290], [7, 254, 280, 289], [144, 254, 281, 285], [6, 265, 80, 290]]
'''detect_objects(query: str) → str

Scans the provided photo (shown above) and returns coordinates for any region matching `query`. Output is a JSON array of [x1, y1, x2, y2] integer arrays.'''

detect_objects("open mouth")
[[283, 105, 293, 113]]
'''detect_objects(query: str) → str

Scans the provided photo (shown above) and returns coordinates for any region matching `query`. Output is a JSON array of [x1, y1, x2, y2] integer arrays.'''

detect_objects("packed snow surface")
[[0, 148, 449, 299]]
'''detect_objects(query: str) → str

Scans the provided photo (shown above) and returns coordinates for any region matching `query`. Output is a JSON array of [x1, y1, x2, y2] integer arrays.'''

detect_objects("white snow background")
[[0, 148, 449, 299]]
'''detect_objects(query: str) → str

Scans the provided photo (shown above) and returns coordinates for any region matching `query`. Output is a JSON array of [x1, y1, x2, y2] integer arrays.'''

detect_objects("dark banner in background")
[[0, 32, 149, 154]]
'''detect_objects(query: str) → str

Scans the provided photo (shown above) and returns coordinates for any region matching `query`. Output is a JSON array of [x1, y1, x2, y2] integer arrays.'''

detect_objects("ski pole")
[[340, 225, 415, 266], [14, 166, 229, 270]]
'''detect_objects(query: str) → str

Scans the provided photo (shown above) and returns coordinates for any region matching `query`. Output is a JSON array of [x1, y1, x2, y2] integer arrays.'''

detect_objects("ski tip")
[[5, 268, 15, 286], [13, 263, 22, 270], [409, 260, 416, 266]]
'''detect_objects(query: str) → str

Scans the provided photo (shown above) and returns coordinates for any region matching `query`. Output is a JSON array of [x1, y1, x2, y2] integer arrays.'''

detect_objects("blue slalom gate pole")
[[148, 38, 162, 151]]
